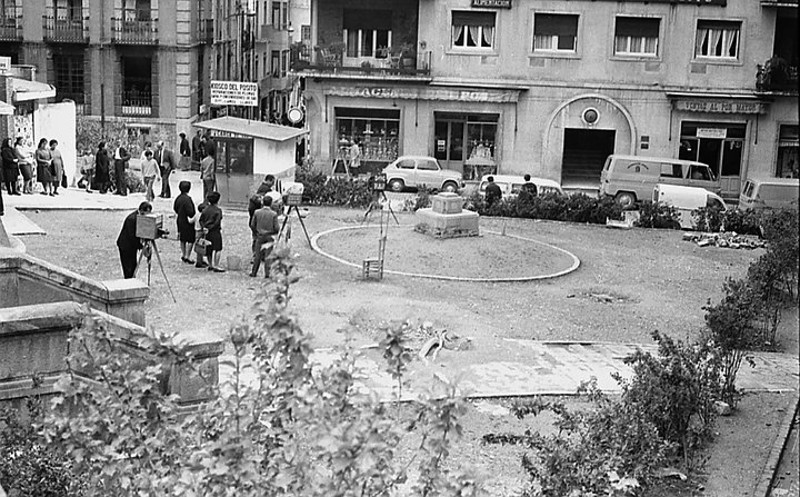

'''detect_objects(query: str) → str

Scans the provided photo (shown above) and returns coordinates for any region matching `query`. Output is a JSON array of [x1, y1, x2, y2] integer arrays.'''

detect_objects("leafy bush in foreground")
[[484, 331, 721, 496], [29, 248, 478, 496]]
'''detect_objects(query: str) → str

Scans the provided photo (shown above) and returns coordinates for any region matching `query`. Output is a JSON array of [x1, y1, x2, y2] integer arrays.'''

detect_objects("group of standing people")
[[1, 137, 65, 215]]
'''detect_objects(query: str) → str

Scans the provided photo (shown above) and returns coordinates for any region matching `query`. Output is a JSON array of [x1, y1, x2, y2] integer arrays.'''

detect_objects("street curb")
[[752, 393, 799, 497]]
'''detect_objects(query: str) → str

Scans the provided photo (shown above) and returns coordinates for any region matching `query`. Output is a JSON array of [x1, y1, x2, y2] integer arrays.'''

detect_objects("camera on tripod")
[[136, 213, 169, 240], [370, 173, 387, 192]]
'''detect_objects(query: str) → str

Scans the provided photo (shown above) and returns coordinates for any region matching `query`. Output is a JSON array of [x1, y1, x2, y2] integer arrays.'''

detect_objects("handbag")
[[61, 172, 67, 188], [194, 237, 211, 255]]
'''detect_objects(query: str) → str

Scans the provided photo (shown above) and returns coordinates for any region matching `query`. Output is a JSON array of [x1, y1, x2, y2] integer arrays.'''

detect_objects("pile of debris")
[[682, 231, 766, 249]]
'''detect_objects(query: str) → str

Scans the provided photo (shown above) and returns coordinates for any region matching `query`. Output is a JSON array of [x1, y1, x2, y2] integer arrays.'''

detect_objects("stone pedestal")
[[416, 192, 479, 239]]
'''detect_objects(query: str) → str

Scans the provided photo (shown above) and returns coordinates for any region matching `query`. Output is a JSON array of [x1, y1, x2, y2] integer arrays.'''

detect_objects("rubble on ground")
[[682, 231, 766, 249]]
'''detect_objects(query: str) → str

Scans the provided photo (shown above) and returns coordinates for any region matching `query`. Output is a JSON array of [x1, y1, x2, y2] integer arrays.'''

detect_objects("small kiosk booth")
[[193, 117, 308, 208]]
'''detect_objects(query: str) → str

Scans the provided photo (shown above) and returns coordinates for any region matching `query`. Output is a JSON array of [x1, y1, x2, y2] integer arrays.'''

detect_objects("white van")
[[476, 174, 565, 199], [738, 178, 799, 211], [652, 184, 727, 230], [600, 155, 720, 207]]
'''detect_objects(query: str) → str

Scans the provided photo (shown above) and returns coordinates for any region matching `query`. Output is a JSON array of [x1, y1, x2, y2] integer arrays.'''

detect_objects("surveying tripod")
[[134, 239, 177, 303], [362, 189, 399, 225]]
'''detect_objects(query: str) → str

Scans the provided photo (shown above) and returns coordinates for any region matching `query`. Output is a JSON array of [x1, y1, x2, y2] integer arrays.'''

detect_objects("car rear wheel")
[[388, 179, 405, 192], [442, 181, 458, 193], [615, 191, 636, 208]]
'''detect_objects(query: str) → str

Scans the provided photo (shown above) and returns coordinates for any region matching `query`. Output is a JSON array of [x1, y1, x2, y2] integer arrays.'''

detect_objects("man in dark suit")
[[116, 201, 152, 279], [113, 142, 131, 196], [156, 140, 178, 198]]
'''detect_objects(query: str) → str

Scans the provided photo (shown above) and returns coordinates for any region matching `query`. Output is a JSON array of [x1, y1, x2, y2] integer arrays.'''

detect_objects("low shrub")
[[296, 169, 373, 208], [634, 201, 680, 229], [484, 331, 721, 495], [692, 206, 725, 233], [469, 192, 624, 225], [0, 394, 80, 496], [615, 331, 721, 469]]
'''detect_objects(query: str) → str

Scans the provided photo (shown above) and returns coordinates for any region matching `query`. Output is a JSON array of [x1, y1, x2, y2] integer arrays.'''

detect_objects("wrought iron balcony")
[[292, 46, 432, 78], [111, 9, 158, 45], [756, 56, 798, 93], [0, 6, 22, 41], [122, 90, 152, 116], [43, 6, 89, 43]]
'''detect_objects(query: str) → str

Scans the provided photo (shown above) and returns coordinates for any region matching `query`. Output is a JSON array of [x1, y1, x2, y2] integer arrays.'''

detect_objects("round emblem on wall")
[[582, 107, 599, 125], [287, 107, 304, 124]]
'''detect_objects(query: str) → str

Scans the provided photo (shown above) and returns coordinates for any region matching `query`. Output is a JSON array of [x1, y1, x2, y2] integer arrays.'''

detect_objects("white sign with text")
[[210, 80, 259, 106]]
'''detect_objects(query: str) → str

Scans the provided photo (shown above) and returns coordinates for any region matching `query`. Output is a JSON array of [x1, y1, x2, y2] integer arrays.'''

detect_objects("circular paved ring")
[[310, 225, 581, 283]]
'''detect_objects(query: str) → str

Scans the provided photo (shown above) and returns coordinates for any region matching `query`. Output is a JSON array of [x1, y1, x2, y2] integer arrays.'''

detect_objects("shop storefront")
[[669, 95, 770, 198], [434, 112, 499, 179], [309, 83, 522, 178], [776, 124, 798, 178]]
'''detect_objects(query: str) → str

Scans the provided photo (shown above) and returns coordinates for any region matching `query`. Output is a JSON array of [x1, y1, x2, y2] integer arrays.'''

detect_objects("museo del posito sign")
[[210, 80, 259, 106]]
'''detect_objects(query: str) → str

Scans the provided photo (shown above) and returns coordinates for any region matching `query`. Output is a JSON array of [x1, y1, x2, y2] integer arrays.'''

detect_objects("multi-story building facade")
[[0, 0, 213, 147], [296, 0, 798, 199], [211, 0, 309, 122]]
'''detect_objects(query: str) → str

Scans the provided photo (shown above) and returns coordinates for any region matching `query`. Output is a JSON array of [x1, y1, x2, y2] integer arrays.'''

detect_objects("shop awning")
[[0, 99, 15, 115], [9, 77, 56, 102], [194, 116, 308, 142]]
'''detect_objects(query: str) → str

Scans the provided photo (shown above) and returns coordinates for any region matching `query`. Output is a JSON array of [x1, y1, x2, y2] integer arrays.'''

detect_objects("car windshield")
[[417, 159, 439, 171]]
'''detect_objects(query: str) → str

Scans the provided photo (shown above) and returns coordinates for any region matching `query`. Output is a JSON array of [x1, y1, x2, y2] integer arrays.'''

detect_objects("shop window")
[[776, 125, 799, 178], [614, 17, 659, 57], [533, 13, 578, 53], [451, 11, 495, 50], [344, 9, 391, 58], [335, 107, 400, 163], [695, 20, 740, 60]]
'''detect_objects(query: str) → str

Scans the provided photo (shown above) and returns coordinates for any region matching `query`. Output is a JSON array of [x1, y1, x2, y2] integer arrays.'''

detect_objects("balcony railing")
[[292, 47, 431, 77], [756, 57, 799, 93], [0, 6, 22, 41], [199, 18, 213, 44], [43, 7, 89, 43], [122, 90, 152, 116], [111, 9, 158, 45]]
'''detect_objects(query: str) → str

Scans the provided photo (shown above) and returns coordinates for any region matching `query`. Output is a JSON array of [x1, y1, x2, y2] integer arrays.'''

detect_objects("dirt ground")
[[19, 206, 800, 495]]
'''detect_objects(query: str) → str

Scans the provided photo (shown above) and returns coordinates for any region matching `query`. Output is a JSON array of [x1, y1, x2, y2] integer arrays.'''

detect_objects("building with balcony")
[[0, 0, 214, 152], [210, 0, 310, 123], [295, 0, 798, 198]]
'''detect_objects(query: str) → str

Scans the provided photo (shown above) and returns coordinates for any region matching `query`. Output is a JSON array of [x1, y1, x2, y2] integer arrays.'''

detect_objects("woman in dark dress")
[[1, 138, 20, 195], [93, 141, 111, 194], [173, 180, 197, 264], [199, 191, 225, 272], [35, 138, 53, 196]]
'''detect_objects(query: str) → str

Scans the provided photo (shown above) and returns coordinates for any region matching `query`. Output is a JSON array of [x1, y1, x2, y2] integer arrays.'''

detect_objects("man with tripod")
[[116, 201, 152, 279]]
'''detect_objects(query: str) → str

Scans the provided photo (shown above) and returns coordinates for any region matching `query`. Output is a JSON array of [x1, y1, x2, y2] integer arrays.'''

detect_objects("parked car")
[[474, 174, 565, 199], [382, 156, 463, 193], [652, 184, 728, 229], [738, 177, 799, 211], [600, 154, 720, 207]]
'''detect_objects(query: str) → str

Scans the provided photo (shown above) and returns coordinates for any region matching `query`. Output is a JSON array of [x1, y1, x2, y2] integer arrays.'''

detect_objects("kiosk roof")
[[194, 117, 307, 142]]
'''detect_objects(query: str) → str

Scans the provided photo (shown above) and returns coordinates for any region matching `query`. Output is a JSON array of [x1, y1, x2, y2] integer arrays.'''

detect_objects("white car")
[[476, 174, 565, 199], [382, 156, 463, 193]]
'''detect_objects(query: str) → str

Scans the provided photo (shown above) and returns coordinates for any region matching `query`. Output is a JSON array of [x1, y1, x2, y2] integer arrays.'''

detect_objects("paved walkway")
[[222, 339, 799, 401], [2, 171, 206, 237]]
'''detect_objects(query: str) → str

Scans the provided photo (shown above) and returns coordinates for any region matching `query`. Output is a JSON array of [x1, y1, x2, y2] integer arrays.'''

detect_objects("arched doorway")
[[543, 94, 635, 193]]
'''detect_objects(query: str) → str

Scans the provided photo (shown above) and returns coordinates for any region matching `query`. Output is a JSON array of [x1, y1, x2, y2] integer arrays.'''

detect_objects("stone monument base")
[[415, 209, 480, 239]]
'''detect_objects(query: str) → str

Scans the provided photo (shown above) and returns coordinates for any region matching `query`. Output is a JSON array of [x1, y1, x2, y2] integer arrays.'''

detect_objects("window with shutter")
[[614, 17, 660, 56], [451, 11, 495, 50], [533, 13, 578, 53]]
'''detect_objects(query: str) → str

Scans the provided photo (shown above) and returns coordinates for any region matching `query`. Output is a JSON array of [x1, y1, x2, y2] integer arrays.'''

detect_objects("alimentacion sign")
[[210, 80, 259, 107]]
